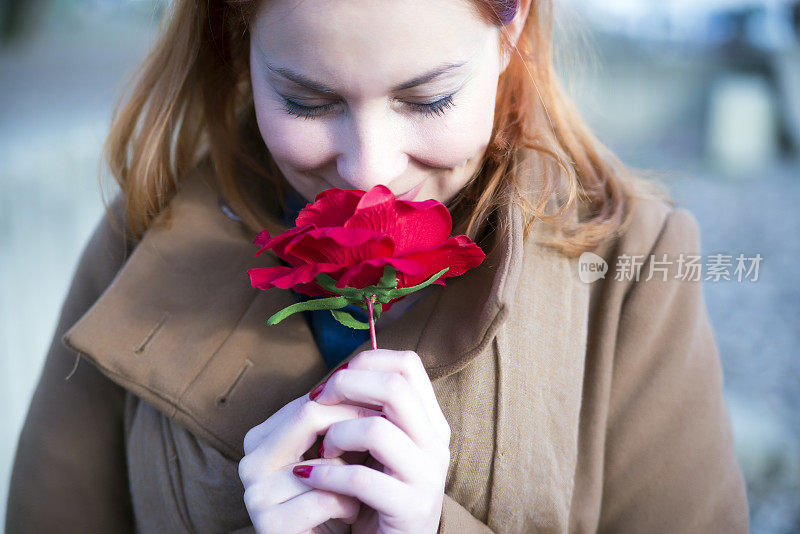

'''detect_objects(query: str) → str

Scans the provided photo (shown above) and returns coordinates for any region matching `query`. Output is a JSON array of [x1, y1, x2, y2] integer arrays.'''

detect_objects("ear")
[[499, 0, 532, 74]]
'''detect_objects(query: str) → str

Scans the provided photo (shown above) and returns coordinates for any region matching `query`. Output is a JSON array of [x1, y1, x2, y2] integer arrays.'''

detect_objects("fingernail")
[[380, 414, 388, 419], [309, 381, 325, 401], [292, 465, 313, 478], [332, 362, 349, 375], [317, 440, 325, 458]]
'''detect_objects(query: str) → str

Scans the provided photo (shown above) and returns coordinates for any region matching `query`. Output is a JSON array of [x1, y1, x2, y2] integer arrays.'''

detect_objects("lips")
[[396, 180, 425, 201]]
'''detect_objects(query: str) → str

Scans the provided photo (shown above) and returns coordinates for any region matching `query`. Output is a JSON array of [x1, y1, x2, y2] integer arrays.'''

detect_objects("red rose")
[[247, 185, 485, 312]]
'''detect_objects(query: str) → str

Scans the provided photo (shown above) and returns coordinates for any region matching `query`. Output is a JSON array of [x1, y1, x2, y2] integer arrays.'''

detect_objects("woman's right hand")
[[238, 391, 379, 534]]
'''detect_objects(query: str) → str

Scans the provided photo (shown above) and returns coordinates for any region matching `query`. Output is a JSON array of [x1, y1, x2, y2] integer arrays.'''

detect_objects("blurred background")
[[1, 0, 798, 531]]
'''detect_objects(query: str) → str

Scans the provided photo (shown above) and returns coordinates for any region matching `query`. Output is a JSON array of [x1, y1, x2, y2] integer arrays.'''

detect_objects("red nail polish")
[[332, 362, 349, 375], [317, 440, 325, 458], [309, 381, 325, 401], [292, 465, 313, 478]]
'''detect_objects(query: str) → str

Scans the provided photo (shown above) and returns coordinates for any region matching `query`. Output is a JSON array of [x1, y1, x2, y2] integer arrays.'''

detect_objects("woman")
[[6, 0, 749, 532]]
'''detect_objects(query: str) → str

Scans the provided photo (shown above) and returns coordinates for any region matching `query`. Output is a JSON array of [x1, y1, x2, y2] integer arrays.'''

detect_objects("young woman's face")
[[250, 0, 504, 205]]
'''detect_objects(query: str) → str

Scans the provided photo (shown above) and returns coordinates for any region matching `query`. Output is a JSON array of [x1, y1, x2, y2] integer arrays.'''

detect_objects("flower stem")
[[365, 294, 377, 350]]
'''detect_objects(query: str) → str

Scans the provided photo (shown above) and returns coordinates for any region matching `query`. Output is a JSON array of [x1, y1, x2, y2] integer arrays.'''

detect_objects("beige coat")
[[6, 162, 749, 533]]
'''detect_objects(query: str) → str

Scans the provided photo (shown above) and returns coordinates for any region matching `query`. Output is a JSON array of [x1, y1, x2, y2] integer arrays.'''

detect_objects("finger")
[[346, 350, 450, 440], [321, 415, 428, 482], [243, 396, 306, 455], [292, 463, 408, 517], [243, 393, 382, 455], [239, 401, 382, 483], [242, 457, 348, 507], [250, 488, 360, 534], [313, 368, 436, 450]]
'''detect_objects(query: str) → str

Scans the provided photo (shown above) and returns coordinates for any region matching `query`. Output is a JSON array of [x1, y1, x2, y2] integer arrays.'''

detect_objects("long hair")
[[102, 0, 668, 258]]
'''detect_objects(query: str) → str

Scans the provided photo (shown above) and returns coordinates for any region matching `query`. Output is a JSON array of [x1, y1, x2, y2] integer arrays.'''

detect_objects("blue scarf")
[[281, 188, 371, 370]]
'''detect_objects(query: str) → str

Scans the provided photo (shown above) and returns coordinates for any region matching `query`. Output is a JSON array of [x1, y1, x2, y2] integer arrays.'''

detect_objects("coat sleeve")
[[5, 193, 137, 533], [597, 207, 750, 533]]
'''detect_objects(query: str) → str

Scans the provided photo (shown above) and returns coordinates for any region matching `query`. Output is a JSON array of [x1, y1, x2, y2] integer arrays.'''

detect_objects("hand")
[[238, 391, 383, 534], [291, 349, 452, 534]]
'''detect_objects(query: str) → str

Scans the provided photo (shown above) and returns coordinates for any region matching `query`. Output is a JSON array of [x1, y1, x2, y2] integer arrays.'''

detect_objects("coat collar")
[[61, 162, 582, 469]]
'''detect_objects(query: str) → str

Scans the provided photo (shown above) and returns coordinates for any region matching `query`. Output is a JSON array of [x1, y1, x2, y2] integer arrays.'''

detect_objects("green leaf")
[[309, 265, 446, 307], [377, 266, 398, 289], [330, 309, 371, 329], [267, 295, 350, 325], [385, 267, 449, 298], [313, 272, 339, 292], [314, 273, 363, 300], [314, 266, 399, 301]]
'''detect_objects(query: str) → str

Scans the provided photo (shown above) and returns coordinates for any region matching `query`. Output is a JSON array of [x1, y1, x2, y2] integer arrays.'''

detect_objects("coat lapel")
[[489, 218, 590, 533], [61, 163, 588, 531]]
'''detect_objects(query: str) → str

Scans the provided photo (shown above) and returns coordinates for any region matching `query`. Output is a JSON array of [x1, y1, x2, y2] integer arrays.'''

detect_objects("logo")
[[578, 252, 608, 283]]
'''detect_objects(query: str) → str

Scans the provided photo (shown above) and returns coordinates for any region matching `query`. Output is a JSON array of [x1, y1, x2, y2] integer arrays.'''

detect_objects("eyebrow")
[[265, 60, 468, 94]]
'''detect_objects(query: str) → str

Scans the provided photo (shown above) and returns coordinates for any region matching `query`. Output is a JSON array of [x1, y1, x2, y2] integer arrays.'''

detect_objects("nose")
[[335, 106, 409, 192]]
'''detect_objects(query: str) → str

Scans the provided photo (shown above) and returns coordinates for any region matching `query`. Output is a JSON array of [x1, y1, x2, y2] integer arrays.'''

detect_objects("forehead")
[[251, 0, 495, 92]]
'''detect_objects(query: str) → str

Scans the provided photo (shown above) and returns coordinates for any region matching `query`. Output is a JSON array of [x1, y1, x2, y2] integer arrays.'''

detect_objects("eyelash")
[[281, 94, 455, 120]]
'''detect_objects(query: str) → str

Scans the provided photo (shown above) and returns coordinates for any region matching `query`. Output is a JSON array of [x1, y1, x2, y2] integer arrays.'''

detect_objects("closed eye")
[[281, 94, 456, 120]]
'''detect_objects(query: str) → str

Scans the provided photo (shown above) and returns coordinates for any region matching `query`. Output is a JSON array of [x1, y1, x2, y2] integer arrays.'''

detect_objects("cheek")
[[251, 79, 334, 171], [410, 80, 497, 169]]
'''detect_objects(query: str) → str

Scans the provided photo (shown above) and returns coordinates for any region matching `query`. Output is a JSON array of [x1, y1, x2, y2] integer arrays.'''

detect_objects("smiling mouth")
[[396, 181, 426, 201]]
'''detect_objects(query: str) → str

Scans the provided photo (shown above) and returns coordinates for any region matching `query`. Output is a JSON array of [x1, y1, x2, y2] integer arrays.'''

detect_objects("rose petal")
[[390, 200, 452, 254], [284, 227, 394, 267], [335, 257, 429, 289], [253, 230, 271, 247], [253, 224, 311, 261], [295, 189, 363, 228], [248, 263, 346, 295], [313, 187, 364, 203], [345, 185, 453, 255], [352, 184, 394, 211], [267, 262, 347, 289], [248, 265, 295, 290], [395, 235, 486, 286]]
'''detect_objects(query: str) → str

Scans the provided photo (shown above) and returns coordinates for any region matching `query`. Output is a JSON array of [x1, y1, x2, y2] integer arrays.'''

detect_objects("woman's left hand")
[[292, 349, 451, 534]]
